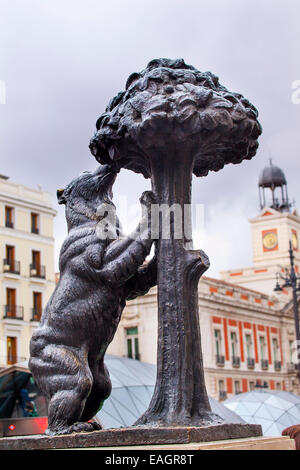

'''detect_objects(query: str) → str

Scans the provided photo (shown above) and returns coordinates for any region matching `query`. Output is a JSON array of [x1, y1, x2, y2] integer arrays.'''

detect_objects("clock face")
[[292, 232, 298, 250], [263, 231, 278, 251]]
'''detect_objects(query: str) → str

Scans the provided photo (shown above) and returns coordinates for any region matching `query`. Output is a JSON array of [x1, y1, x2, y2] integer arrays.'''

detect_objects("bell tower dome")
[[221, 161, 300, 296], [259, 160, 291, 212]]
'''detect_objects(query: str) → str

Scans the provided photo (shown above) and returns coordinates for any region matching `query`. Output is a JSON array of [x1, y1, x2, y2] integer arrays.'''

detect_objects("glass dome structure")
[[224, 390, 300, 436], [97, 355, 245, 428], [0, 357, 244, 430]]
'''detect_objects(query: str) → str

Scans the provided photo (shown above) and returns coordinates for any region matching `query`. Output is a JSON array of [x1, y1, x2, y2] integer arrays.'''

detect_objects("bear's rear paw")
[[68, 421, 102, 434], [46, 420, 102, 436]]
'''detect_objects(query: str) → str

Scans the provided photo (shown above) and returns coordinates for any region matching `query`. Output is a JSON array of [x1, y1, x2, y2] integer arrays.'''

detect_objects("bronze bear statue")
[[29, 165, 157, 435]]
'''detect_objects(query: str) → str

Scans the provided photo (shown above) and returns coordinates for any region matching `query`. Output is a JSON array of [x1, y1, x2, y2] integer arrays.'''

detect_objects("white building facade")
[[0, 175, 56, 368]]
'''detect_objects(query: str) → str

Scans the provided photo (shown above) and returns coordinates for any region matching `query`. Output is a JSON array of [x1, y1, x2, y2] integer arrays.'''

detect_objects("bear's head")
[[57, 164, 118, 231]]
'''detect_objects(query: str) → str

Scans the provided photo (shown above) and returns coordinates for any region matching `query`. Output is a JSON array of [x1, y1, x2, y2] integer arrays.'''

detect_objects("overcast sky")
[[0, 0, 299, 276]]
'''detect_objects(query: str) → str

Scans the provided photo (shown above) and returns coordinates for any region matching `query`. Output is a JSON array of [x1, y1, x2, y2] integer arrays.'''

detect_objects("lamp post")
[[274, 240, 300, 381]]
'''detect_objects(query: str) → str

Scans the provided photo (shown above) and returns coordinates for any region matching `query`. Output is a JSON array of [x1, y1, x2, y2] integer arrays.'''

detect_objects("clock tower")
[[221, 162, 300, 297]]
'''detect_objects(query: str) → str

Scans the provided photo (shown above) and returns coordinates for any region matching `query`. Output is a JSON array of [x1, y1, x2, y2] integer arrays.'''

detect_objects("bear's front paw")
[[140, 191, 157, 208]]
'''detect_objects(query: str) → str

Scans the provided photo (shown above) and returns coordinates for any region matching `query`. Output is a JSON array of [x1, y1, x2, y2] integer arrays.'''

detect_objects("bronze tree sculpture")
[[90, 58, 262, 427]]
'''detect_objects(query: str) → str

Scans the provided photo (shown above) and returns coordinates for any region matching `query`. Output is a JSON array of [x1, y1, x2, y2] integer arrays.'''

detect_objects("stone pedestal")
[[98, 436, 294, 451], [0, 423, 263, 450], [0, 424, 294, 450]]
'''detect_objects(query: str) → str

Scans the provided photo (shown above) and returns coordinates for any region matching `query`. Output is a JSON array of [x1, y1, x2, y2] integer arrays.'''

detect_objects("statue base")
[[0, 423, 262, 450], [99, 436, 295, 451]]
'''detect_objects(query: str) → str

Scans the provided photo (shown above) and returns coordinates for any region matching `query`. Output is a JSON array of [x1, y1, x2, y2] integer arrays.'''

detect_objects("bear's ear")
[[57, 188, 66, 205]]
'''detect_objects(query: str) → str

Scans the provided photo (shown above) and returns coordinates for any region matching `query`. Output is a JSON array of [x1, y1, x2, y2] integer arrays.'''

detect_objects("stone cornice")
[[0, 226, 55, 245], [0, 193, 57, 216]]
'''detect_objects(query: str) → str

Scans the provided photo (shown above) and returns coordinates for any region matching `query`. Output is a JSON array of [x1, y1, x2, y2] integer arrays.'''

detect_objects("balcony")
[[5, 221, 14, 229], [3, 259, 20, 275], [247, 357, 255, 370], [0, 356, 27, 367], [215, 354, 225, 367], [261, 359, 269, 370], [274, 361, 282, 372], [219, 391, 227, 401], [31, 307, 43, 322], [232, 356, 241, 368], [3, 305, 24, 320], [30, 264, 46, 279], [31, 226, 39, 234]]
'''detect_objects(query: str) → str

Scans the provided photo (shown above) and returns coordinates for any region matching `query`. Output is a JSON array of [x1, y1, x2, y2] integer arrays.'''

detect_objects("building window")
[[289, 340, 295, 369], [7, 337, 17, 365], [230, 331, 238, 357], [30, 250, 46, 279], [32, 250, 40, 268], [272, 338, 281, 371], [32, 292, 43, 321], [276, 382, 281, 391], [230, 331, 240, 367], [260, 336, 269, 369], [249, 381, 256, 391], [245, 334, 253, 359], [126, 327, 140, 360], [272, 338, 279, 362], [214, 329, 222, 356], [4, 245, 14, 271], [6, 245, 14, 265], [259, 336, 266, 360], [214, 329, 224, 365], [234, 380, 241, 395], [4, 288, 23, 320], [214, 330, 222, 356], [3, 245, 20, 274], [31, 213, 39, 234], [5, 206, 14, 228], [218, 380, 227, 401], [5, 288, 16, 318], [245, 334, 255, 369]]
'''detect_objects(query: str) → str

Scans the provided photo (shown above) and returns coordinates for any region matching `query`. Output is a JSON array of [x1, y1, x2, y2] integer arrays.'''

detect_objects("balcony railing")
[[31, 307, 43, 322], [216, 354, 225, 367], [30, 264, 46, 279], [3, 305, 24, 320], [31, 226, 39, 234], [232, 356, 241, 368], [3, 259, 20, 275], [219, 391, 227, 401], [0, 355, 27, 367], [261, 359, 269, 370], [5, 221, 14, 229], [247, 357, 255, 369], [274, 361, 282, 372]]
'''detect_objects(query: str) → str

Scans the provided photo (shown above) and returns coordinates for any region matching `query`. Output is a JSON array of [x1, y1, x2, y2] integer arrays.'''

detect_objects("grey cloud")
[[0, 0, 299, 275]]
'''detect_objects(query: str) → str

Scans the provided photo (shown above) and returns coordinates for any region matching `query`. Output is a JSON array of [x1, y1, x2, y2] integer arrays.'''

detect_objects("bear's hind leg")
[[79, 361, 112, 424], [32, 344, 95, 436], [46, 381, 93, 435]]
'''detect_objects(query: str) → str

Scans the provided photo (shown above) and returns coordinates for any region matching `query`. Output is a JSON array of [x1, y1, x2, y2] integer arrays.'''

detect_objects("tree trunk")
[[135, 149, 223, 426]]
